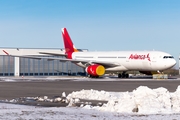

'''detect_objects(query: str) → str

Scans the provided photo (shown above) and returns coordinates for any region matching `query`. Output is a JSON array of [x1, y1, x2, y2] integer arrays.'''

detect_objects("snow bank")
[[2, 85, 180, 119], [67, 89, 120, 101], [67, 85, 180, 114]]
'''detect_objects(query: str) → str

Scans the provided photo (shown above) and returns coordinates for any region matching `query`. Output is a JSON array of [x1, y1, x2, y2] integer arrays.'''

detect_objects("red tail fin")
[[62, 28, 78, 59]]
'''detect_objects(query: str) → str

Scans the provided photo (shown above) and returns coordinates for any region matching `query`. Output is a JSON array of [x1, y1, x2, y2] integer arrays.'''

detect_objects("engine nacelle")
[[85, 64, 105, 76]]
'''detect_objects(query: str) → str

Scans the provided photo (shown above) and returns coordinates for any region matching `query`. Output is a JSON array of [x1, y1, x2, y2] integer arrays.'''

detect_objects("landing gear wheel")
[[122, 73, 126, 78], [118, 74, 122, 78], [125, 74, 129, 78], [118, 73, 129, 78]]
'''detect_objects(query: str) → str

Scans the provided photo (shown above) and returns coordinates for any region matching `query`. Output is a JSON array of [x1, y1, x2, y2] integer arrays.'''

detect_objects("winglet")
[[62, 28, 78, 59], [2, 50, 10, 55]]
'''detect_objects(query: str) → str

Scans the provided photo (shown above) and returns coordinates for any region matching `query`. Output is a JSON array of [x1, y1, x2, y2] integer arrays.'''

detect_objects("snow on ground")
[[1, 77, 180, 119], [1, 86, 180, 119], [1, 102, 180, 120], [67, 86, 180, 114]]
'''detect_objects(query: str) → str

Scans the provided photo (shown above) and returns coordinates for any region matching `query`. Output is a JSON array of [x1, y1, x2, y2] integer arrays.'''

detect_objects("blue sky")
[[0, 0, 180, 67]]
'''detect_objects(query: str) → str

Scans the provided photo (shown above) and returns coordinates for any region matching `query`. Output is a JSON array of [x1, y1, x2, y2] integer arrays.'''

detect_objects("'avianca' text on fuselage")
[[129, 53, 151, 61]]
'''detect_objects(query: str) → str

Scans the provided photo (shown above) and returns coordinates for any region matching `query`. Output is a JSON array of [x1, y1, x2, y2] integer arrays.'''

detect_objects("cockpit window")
[[163, 56, 174, 59]]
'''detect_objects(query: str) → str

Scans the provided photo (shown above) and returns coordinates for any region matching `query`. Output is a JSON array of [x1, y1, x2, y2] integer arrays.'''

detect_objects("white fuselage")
[[71, 51, 176, 72]]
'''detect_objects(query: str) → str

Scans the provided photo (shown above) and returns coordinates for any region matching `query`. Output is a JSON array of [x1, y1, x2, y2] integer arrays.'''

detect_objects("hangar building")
[[0, 48, 86, 77]]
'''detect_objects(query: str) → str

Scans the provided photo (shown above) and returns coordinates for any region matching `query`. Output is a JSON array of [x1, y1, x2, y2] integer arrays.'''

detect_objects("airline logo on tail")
[[62, 28, 78, 59]]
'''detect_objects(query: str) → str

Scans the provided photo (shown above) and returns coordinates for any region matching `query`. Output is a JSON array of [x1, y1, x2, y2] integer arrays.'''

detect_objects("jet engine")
[[85, 64, 105, 77]]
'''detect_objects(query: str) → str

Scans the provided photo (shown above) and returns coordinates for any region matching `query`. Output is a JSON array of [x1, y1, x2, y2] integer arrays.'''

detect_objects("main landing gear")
[[118, 72, 129, 78]]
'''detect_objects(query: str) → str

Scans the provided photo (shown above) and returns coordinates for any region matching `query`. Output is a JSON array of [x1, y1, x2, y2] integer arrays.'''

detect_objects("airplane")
[[3, 28, 176, 78]]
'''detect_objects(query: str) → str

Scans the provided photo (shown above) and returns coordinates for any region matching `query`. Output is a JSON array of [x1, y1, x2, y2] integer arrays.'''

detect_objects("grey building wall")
[[0, 55, 14, 76], [0, 48, 87, 76]]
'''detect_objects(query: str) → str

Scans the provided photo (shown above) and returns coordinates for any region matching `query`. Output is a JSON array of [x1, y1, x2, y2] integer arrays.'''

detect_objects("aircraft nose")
[[172, 59, 176, 66], [170, 59, 176, 68]]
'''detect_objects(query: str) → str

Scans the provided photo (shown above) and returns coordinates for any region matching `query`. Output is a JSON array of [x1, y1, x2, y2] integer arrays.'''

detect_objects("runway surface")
[[0, 77, 180, 100]]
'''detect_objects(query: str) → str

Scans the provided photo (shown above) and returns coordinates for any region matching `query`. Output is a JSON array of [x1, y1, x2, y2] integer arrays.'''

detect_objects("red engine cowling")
[[85, 64, 105, 76]]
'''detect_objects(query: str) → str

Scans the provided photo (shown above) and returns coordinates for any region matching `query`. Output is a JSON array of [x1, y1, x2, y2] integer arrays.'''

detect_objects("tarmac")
[[0, 76, 180, 107]]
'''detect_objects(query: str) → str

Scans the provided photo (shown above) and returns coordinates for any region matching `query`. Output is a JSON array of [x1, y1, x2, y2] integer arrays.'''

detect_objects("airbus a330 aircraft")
[[3, 28, 176, 78]]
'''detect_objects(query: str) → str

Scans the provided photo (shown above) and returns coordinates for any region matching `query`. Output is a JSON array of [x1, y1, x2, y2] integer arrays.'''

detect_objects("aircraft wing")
[[38, 52, 66, 56], [3, 50, 120, 67], [38, 49, 85, 56]]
